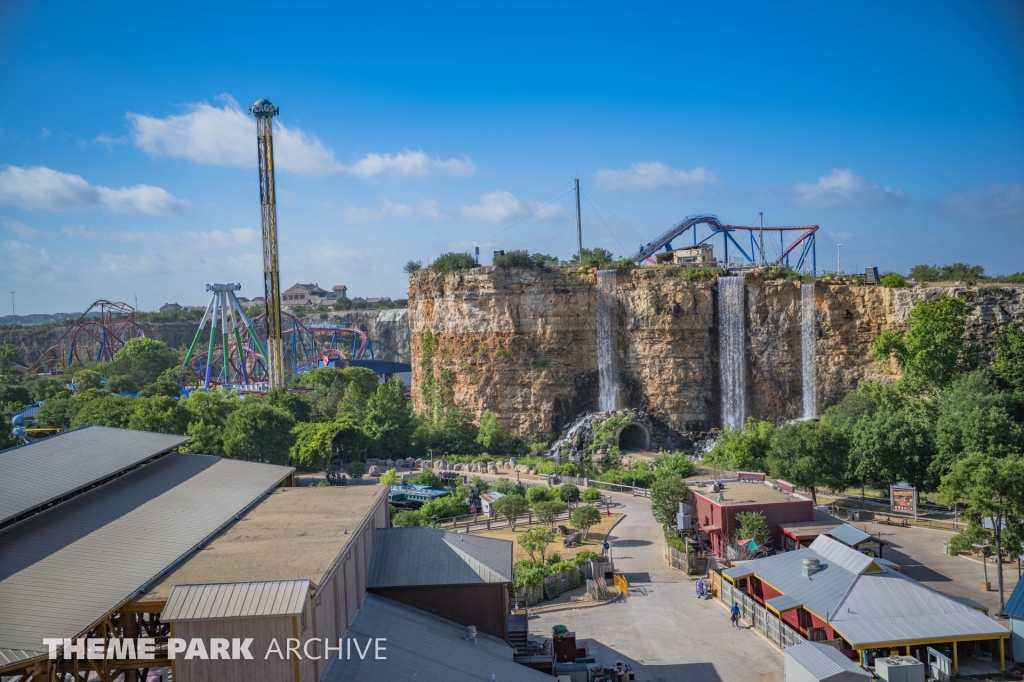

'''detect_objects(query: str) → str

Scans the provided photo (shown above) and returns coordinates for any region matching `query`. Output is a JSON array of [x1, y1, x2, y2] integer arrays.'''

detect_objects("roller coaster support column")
[[204, 293, 219, 389]]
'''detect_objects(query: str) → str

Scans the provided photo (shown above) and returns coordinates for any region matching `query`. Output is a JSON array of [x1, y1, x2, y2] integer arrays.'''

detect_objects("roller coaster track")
[[28, 300, 144, 374], [629, 214, 819, 273]]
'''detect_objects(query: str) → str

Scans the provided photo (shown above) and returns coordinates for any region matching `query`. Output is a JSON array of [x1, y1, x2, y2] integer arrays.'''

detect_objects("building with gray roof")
[[784, 641, 871, 682], [722, 535, 1009, 673], [367, 527, 514, 640]]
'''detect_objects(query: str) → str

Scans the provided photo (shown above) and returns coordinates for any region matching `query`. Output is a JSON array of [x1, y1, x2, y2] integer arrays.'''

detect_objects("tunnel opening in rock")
[[617, 423, 650, 452]]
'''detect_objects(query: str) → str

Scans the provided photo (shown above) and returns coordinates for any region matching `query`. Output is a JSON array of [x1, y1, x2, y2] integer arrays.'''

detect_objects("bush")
[[346, 461, 365, 478], [493, 250, 536, 269], [571, 505, 602, 539], [596, 461, 655, 488], [671, 266, 724, 283], [763, 265, 801, 281], [420, 494, 469, 519], [494, 478, 526, 496], [532, 500, 567, 527], [582, 487, 602, 501], [736, 511, 771, 544], [476, 411, 519, 454], [880, 272, 908, 288], [392, 510, 430, 527], [430, 252, 478, 273], [525, 486, 553, 504], [558, 484, 580, 503], [664, 526, 689, 553]]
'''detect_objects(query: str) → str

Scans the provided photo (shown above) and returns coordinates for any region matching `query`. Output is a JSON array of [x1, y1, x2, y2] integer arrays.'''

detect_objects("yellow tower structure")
[[249, 99, 284, 388]]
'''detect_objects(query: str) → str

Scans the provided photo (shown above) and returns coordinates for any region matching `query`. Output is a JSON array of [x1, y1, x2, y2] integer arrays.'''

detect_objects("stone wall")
[[408, 265, 1024, 441]]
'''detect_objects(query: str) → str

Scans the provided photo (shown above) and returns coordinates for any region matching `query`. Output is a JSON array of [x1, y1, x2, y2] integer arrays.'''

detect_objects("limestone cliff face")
[[296, 309, 411, 363], [0, 321, 200, 368], [409, 266, 1024, 440]]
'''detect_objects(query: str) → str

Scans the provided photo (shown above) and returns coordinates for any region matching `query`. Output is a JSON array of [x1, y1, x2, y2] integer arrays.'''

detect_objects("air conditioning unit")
[[676, 513, 691, 530], [875, 655, 925, 682]]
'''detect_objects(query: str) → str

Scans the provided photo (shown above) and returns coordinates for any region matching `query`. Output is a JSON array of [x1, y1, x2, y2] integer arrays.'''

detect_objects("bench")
[[875, 515, 909, 527]]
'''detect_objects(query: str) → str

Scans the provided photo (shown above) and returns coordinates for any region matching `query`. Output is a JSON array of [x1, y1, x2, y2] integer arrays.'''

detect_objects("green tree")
[[335, 381, 368, 424], [908, 264, 941, 282], [180, 388, 237, 427], [879, 273, 907, 288], [363, 377, 415, 458], [493, 249, 536, 269], [430, 252, 477, 273], [652, 451, 697, 480], [476, 410, 519, 454], [266, 387, 313, 422], [128, 396, 190, 434], [767, 420, 850, 503], [940, 451, 1024, 615], [33, 391, 76, 428], [993, 324, 1024, 403], [31, 376, 68, 401], [409, 469, 443, 488], [525, 486, 553, 504], [420, 494, 469, 519], [494, 478, 526, 496], [569, 247, 616, 269], [73, 369, 104, 391], [582, 487, 602, 501], [290, 421, 344, 471], [1, 413, 20, 450], [736, 511, 771, 545], [138, 373, 182, 398], [392, 510, 430, 527], [346, 461, 365, 477], [179, 419, 223, 456], [105, 375, 137, 394], [558, 484, 581, 504], [0, 343, 23, 369], [872, 294, 978, 391], [493, 493, 530, 531], [703, 417, 775, 472], [221, 398, 296, 465], [532, 500, 567, 528], [379, 468, 399, 486], [849, 406, 933, 487], [70, 394, 135, 429], [571, 505, 602, 540], [404, 260, 423, 274], [0, 383, 32, 409], [108, 337, 180, 390], [518, 527, 556, 562], [650, 476, 690, 526]]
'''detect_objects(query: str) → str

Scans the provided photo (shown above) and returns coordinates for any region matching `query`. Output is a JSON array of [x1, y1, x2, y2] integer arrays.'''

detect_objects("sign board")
[[890, 484, 917, 516]]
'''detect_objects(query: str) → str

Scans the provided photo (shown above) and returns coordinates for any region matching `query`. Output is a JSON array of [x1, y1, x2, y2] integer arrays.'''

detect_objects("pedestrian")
[[694, 578, 703, 598], [730, 602, 740, 628]]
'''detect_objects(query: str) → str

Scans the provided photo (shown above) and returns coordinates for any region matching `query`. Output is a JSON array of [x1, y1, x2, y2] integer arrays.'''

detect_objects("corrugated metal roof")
[[367, 527, 512, 588], [0, 453, 292, 669], [809, 536, 878, 574], [826, 524, 872, 547], [0, 426, 187, 527], [765, 595, 802, 612], [323, 594, 551, 682], [785, 642, 871, 679], [829, 571, 1007, 646], [1005, 578, 1024, 619], [163, 580, 309, 621]]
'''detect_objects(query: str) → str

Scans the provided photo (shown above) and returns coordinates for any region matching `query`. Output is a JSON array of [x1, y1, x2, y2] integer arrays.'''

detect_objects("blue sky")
[[1, 1, 1023, 313]]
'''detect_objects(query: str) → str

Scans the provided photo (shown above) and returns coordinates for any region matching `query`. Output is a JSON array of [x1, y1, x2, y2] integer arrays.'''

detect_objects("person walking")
[[730, 602, 741, 629]]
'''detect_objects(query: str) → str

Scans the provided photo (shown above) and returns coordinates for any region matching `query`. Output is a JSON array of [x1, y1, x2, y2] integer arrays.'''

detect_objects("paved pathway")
[[529, 491, 784, 682]]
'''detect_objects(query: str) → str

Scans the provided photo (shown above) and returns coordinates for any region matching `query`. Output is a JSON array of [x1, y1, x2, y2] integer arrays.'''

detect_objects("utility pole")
[[575, 178, 583, 264], [837, 244, 842, 274]]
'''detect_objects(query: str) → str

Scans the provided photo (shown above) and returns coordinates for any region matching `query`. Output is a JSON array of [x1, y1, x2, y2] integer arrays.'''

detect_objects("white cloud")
[[62, 225, 258, 246], [40, 127, 50, 138], [127, 95, 475, 178], [788, 168, 909, 209], [0, 165, 189, 214], [1, 216, 37, 238], [593, 161, 718, 192], [940, 182, 1024, 225], [460, 190, 564, 223], [344, 197, 444, 222]]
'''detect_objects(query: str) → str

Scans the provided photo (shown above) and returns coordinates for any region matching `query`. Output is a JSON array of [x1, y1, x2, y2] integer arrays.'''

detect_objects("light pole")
[[837, 244, 842, 274], [10, 292, 13, 319]]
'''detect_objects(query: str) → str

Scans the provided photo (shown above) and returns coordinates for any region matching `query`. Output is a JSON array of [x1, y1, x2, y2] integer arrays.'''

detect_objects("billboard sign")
[[890, 483, 917, 516]]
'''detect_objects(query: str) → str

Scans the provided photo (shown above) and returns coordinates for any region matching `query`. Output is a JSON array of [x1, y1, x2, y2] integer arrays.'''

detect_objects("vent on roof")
[[466, 625, 477, 644], [802, 557, 821, 578]]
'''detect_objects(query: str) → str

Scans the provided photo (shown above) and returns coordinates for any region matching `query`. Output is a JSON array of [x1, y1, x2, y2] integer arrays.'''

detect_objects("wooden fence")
[[517, 566, 586, 605]]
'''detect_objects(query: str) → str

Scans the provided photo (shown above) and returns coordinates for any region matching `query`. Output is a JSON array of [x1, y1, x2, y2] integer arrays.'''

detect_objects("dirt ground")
[[474, 512, 623, 562]]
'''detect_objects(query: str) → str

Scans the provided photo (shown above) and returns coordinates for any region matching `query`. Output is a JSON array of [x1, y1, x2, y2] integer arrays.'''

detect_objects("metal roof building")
[[722, 535, 1009, 672], [1006, 579, 1024, 663], [366, 527, 514, 641], [323, 594, 551, 682], [367, 527, 513, 587], [784, 642, 871, 682], [0, 425, 187, 529], [162, 580, 311, 621], [0, 429, 293, 676]]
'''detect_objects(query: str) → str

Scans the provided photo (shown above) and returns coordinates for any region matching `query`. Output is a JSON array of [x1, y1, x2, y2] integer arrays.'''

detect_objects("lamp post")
[[837, 244, 842, 274]]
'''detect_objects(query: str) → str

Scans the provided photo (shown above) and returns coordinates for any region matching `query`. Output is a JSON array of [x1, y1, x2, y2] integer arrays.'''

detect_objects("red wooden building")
[[691, 478, 815, 555]]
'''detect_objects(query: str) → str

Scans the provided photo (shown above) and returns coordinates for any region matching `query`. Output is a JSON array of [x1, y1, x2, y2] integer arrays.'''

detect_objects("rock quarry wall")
[[408, 267, 1024, 441]]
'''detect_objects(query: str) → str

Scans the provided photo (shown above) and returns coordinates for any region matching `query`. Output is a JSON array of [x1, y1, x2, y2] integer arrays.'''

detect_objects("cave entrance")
[[617, 423, 650, 452]]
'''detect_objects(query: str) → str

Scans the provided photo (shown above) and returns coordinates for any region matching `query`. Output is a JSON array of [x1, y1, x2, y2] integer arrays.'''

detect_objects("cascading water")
[[718, 275, 746, 430], [801, 281, 817, 419], [596, 269, 621, 412]]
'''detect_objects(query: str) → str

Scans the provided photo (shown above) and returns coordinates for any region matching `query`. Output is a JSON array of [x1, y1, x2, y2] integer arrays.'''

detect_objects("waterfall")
[[718, 275, 746, 430], [801, 281, 817, 419], [596, 269, 621, 412]]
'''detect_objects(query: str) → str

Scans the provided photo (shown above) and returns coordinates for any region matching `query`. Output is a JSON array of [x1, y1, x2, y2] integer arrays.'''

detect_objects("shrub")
[[420, 494, 469, 519], [430, 252, 478, 273], [525, 486, 553, 504], [493, 250, 536, 269], [392, 510, 430, 527], [379, 468, 399, 486], [582, 487, 602, 501], [571, 505, 602, 539], [494, 478, 526, 496], [736, 511, 771, 544], [532, 500, 567, 527], [880, 272, 908, 288], [492, 493, 530, 531], [671, 266, 724, 283], [763, 265, 801, 281], [346, 461, 365, 478], [558, 484, 581, 503], [411, 470, 445, 488], [518, 527, 556, 562]]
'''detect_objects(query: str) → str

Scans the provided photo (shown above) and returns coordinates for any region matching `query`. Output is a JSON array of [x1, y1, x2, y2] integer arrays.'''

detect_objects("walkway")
[[529, 491, 784, 682]]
